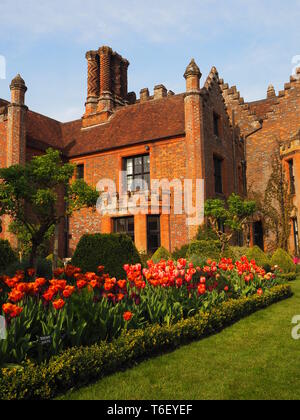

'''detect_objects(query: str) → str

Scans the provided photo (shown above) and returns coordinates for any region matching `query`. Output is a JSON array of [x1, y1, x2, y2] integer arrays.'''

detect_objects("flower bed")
[[0, 256, 284, 366], [0, 284, 292, 400]]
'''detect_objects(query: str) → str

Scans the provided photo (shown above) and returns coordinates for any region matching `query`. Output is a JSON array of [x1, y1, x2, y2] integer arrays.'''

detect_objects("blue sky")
[[0, 0, 300, 122]]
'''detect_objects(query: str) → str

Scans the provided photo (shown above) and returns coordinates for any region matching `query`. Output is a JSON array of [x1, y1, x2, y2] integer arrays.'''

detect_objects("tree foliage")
[[0, 149, 99, 265], [204, 193, 256, 253]]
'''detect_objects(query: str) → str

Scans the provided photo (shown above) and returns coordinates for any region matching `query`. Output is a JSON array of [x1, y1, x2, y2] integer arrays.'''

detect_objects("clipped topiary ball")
[[187, 240, 222, 261], [230, 246, 250, 262], [151, 246, 171, 264], [271, 248, 296, 274], [72, 233, 141, 279], [246, 246, 271, 272]]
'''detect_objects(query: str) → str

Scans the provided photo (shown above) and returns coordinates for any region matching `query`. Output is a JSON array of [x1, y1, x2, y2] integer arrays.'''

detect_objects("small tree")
[[204, 193, 256, 254], [262, 142, 296, 252], [0, 149, 99, 267]]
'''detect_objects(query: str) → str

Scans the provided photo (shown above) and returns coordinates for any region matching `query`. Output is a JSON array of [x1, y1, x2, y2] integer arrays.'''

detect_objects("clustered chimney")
[[83, 46, 131, 127]]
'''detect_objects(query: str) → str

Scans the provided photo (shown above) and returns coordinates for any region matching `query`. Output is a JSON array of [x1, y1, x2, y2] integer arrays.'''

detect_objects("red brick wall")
[[68, 136, 189, 254], [246, 79, 300, 252], [202, 76, 244, 199], [0, 118, 7, 168], [0, 117, 7, 239], [247, 81, 300, 196]]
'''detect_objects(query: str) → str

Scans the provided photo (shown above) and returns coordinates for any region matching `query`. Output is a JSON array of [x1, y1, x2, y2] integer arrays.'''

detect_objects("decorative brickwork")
[[85, 51, 99, 114], [1, 46, 300, 255]]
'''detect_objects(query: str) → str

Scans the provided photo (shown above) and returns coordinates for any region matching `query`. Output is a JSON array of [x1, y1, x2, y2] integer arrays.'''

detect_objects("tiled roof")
[[25, 94, 186, 157], [62, 94, 185, 157], [26, 111, 63, 150]]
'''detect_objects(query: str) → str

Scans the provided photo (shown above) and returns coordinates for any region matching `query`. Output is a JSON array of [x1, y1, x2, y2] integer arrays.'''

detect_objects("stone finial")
[[10, 74, 27, 105], [10, 74, 27, 91], [267, 84, 276, 99], [184, 58, 202, 79]]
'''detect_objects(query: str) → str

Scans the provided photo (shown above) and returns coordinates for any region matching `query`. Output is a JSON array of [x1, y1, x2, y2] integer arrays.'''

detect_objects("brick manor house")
[[1, 45, 300, 256]]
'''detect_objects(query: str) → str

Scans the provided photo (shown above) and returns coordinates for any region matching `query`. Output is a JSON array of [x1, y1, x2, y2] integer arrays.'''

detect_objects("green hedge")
[[172, 244, 189, 261], [0, 240, 17, 274], [71, 233, 141, 279], [271, 248, 296, 274], [230, 246, 250, 262], [0, 284, 292, 400], [277, 273, 297, 282], [151, 246, 171, 263], [245, 246, 271, 272], [187, 240, 222, 261]]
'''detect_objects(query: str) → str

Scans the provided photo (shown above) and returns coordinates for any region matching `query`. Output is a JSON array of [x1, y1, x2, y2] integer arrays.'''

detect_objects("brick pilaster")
[[184, 59, 205, 240], [7, 74, 27, 166]]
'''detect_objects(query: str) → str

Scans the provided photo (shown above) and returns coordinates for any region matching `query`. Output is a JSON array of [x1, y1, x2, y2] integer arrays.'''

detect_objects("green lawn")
[[59, 280, 300, 400]]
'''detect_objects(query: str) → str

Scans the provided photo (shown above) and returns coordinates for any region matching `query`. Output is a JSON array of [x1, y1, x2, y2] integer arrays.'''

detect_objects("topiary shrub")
[[230, 246, 250, 262], [151, 246, 171, 264], [246, 246, 271, 272], [196, 224, 218, 241], [187, 240, 222, 261], [271, 248, 296, 274], [172, 244, 189, 261], [71, 233, 141, 279], [0, 240, 17, 274]]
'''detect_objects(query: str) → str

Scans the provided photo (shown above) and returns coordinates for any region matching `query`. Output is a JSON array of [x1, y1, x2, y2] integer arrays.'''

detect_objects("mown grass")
[[59, 280, 300, 400]]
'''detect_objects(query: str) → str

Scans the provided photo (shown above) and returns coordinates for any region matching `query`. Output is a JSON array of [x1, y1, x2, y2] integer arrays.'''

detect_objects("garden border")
[[0, 284, 292, 400]]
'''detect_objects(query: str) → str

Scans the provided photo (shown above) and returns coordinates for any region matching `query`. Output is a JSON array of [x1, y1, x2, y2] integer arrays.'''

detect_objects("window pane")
[[126, 159, 133, 175], [147, 216, 161, 253], [77, 164, 84, 179], [214, 157, 223, 194], [143, 155, 150, 172], [114, 217, 135, 242], [132, 177, 144, 192], [127, 175, 134, 191], [128, 219, 134, 233], [134, 157, 142, 175], [124, 154, 150, 192]]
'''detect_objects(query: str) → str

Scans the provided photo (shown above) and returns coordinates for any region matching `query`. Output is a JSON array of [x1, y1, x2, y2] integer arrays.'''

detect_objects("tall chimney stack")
[[82, 45, 131, 128]]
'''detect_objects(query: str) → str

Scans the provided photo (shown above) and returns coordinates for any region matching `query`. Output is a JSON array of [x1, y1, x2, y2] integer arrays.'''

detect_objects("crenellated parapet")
[[220, 80, 261, 137]]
